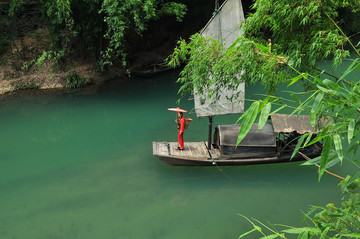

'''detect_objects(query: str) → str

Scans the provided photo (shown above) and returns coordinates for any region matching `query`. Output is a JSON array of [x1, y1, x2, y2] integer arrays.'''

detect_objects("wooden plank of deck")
[[153, 142, 170, 156], [155, 142, 210, 159]]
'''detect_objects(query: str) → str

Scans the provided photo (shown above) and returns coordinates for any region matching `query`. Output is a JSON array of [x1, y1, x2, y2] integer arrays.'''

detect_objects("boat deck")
[[153, 142, 211, 159]]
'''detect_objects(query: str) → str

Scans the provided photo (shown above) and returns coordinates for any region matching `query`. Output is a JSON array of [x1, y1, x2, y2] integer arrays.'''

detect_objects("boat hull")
[[155, 155, 302, 166], [152, 142, 320, 166]]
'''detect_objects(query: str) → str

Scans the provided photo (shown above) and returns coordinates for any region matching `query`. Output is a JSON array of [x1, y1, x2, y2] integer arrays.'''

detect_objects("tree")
[[0, 3, 11, 55], [40, 0, 187, 68], [0, 0, 187, 69], [100, 0, 186, 67], [169, 0, 360, 91], [168, 0, 360, 237]]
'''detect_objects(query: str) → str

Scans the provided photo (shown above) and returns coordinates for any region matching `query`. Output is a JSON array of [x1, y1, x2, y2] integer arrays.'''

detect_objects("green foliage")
[[21, 59, 37, 72], [70, 1, 102, 56], [244, 0, 360, 71], [42, 0, 73, 45], [171, 33, 358, 174], [235, 58, 360, 181], [37, 0, 187, 69], [167, 34, 233, 99], [64, 71, 85, 88], [294, 65, 359, 179], [11, 81, 40, 91], [1, 0, 187, 70], [236, 101, 260, 146], [35, 50, 65, 70], [8, 0, 23, 17], [168, 0, 360, 99], [100, 0, 187, 67], [0, 4, 11, 55], [167, 33, 289, 96]]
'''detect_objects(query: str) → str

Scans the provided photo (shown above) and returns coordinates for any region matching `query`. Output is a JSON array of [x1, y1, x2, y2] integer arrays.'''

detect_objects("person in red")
[[176, 111, 185, 150]]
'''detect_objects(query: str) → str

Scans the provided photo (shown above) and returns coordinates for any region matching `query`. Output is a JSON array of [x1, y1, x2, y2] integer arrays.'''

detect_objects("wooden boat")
[[153, 114, 322, 166]]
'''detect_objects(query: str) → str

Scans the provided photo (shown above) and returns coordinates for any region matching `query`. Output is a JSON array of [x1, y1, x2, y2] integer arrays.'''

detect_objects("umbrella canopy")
[[167, 107, 187, 113]]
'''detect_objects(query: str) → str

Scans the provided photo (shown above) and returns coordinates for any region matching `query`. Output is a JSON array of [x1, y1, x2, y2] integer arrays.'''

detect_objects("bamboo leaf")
[[282, 228, 305, 234], [238, 228, 257, 239], [310, 91, 324, 127], [282, 227, 320, 234], [348, 119, 355, 144], [290, 91, 317, 116], [319, 136, 333, 181], [301, 156, 320, 166], [316, 85, 329, 93], [227, 37, 242, 54], [325, 156, 340, 169], [238, 214, 263, 238], [305, 125, 333, 147], [270, 104, 287, 115], [237, 101, 260, 146], [298, 231, 309, 239], [258, 103, 271, 130], [259, 96, 271, 110], [290, 93, 301, 104], [259, 234, 280, 239], [291, 134, 306, 159], [322, 79, 339, 91], [341, 233, 360, 238], [254, 42, 270, 53], [282, 228, 309, 234], [304, 154, 339, 169], [339, 58, 360, 81], [333, 133, 343, 162], [235, 111, 246, 124], [288, 74, 304, 86], [303, 133, 313, 147]]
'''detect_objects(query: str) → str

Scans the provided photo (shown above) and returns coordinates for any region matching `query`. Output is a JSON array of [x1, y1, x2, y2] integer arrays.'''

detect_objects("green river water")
[[0, 70, 355, 239]]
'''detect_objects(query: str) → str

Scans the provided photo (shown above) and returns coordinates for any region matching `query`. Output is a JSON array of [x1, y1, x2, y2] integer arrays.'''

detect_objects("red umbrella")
[[167, 107, 187, 113]]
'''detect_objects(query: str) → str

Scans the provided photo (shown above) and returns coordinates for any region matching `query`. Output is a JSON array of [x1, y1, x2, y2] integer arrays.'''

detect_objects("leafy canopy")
[[100, 0, 187, 66], [168, 0, 360, 94], [2, 0, 187, 68]]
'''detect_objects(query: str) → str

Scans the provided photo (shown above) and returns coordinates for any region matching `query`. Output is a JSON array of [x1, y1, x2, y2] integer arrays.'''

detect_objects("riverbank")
[[0, 64, 101, 94], [0, 28, 105, 95]]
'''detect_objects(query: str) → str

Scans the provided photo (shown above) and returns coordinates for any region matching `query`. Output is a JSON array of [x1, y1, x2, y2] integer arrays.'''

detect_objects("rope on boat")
[[298, 151, 345, 181], [209, 147, 235, 182], [213, 162, 235, 182]]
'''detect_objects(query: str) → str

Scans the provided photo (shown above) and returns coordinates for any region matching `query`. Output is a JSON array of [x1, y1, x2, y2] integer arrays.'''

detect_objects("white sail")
[[194, 75, 245, 117], [195, 0, 245, 117]]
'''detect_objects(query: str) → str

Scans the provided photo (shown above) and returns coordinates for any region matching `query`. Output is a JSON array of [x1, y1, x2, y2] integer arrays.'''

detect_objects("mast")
[[208, 116, 213, 150]]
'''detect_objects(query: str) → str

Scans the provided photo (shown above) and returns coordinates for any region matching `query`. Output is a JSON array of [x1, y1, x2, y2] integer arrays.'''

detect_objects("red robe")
[[177, 117, 185, 149]]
